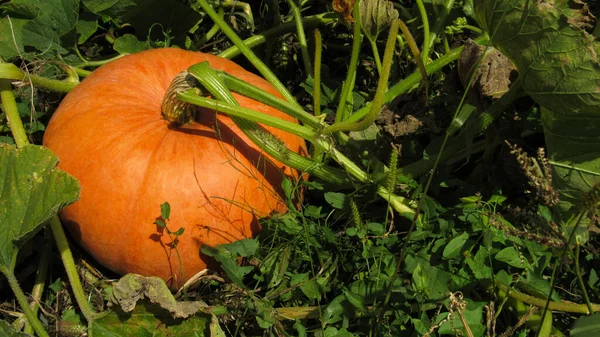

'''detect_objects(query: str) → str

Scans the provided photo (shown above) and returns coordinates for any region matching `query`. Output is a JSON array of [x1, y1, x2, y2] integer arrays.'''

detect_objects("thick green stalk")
[[215, 72, 323, 128], [23, 228, 51, 335], [324, 19, 399, 133], [0, 63, 76, 93], [50, 216, 97, 322], [218, 14, 335, 60], [73, 54, 126, 68], [0, 79, 28, 146], [415, 0, 431, 62], [367, 38, 382, 74], [313, 29, 322, 117], [495, 281, 600, 314], [398, 19, 428, 94], [345, 37, 489, 125], [194, 6, 225, 47], [177, 93, 317, 140], [334, 2, 362, 123], [174, 64, 350, 185], [5, 270, 50, 337], [287, 0, 313, 77], [197, 0, 296, 105], [177, 64, 415, 217]]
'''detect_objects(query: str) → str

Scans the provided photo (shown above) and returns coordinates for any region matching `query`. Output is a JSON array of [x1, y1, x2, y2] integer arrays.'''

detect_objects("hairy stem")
[[218, 14, 335, 59], [0, 63, 77, 93], [50, 217, 97, 322], [313, 29, 322, 117], [496, 281, 600, 314], [334, 2, 362, 124], [287, 0, 313, 77], [197, 0, 296, 105], [4, 270, 50, 337], [0, 79, 28, 146], [324, 19, 399, 133]]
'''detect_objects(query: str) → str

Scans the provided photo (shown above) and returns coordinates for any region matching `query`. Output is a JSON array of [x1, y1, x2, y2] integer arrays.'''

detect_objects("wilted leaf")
[[458, 40, 517, 100], [0, 144, 80, 272], [108, 274, 210, 319], [332, 0, 356, 24], [359, 0, 398, 42]]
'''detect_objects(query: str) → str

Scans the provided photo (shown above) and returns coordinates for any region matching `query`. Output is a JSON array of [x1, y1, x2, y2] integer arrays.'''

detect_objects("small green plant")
[[153, 202, 186, 282]]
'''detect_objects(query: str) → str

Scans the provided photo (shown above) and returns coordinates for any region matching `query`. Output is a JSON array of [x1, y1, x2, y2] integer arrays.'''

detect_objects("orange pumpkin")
[[43, 48, 306, 287]]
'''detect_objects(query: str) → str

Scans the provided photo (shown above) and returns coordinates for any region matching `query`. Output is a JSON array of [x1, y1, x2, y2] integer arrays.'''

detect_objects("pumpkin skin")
[[43, 48, 306, 287]]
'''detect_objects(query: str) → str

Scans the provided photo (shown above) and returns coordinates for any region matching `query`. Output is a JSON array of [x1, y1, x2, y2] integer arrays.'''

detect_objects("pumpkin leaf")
[[0, 0, 80, 59], [473, 0, 600, 216], [0, 143, 79, 273], [81, 0, 201, 46], [91, 302, 212, 336], [108, 274, 210, 319], [112, 33, 148, 54]]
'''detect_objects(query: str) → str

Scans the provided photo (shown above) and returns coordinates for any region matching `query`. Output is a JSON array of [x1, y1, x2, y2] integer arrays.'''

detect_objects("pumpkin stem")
[[162, 71, 201, 125]]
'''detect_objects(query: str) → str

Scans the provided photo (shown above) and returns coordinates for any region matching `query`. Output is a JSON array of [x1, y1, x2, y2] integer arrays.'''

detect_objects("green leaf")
[[447, 104, 476, 136], [113, 33, 148, 54], [0, 16, 27, 60], [495, 247, 528, 269], [474, 0, 600, 215], [75, 16, 98, 44], [321, 294, 346, 326], [82, 0, 202, 46], [324, 192, 346, 209], [218, 238, 258, 257], [0, 144, 80, 272], [200, 240, 257, 288], [466, 248, 492, 280], [442, 232, 469, 259], [171, 227, 184, 236], [20, 0, 79, 56], [159, 202, 170, 220], [571, 313, 600, 337], [300, 279, 321, 300], [81, 0, 136, 17]]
